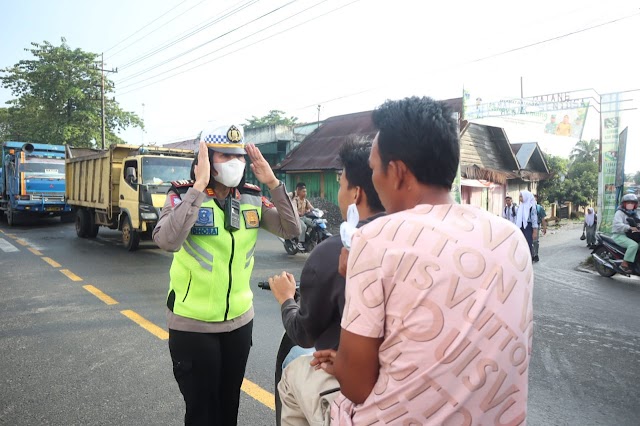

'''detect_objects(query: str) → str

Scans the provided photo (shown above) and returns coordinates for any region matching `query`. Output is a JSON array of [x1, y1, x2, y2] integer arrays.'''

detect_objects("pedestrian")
[[502, 195, 518, 224], [268, 139, 385, 426], [532, 194, 547, 262], [152, 123, 300, 425], [313, 96, 534, 425], [584, 207, 597, 248], [517, 190, 539, 260]]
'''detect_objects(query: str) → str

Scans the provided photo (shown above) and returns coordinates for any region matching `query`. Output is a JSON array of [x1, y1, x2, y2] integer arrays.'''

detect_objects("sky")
[[1, 0, 639, 169]]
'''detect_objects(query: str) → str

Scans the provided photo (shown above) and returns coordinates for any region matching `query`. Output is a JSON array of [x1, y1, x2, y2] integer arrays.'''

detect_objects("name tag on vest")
[[192, 208, 218, 235]]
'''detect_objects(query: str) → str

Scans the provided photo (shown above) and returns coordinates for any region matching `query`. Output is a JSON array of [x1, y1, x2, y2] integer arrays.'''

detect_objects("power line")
[[468, 10, 640, 65], [116, 0, 358, 95], [294, 10, 640, 113], [117, 0, 260, 70], [103, 0, 190, 54], [107, 0, 209, 59], [116, 0, 297, 85]]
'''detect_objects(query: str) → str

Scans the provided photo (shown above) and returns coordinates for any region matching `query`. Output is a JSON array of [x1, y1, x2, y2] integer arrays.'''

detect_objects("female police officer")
[[153, 123, 300, 425]]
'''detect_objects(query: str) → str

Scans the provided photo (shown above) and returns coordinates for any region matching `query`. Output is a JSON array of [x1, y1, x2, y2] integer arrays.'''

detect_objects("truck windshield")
[[141, 157, 192, 185], [18, 158, 65, 174]]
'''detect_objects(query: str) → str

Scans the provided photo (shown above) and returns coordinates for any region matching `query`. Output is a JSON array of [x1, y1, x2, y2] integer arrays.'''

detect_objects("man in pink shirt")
[[313, 96, 534, 425]]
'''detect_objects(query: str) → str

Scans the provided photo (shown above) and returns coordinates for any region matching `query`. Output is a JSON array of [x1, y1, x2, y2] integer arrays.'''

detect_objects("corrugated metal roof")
[[511, 142, 550, 174], [276, 98, 464, 172], [275, 110, 377, 171]]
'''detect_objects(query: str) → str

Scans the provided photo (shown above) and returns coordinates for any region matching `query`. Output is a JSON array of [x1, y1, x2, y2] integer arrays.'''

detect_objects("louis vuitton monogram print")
[[332, 204, 534, 426]]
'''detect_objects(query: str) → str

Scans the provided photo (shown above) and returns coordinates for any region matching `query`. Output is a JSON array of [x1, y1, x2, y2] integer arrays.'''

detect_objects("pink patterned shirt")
[[332, 204, 534, 425]]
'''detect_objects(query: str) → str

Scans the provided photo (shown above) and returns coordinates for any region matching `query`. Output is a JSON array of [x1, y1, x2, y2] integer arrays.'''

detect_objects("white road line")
[[0, 238, 19, 253]]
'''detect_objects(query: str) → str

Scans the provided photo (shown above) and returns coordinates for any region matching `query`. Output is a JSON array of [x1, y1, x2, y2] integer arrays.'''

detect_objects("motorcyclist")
[[291, 182, 314, 250], [612, 193, 640, 273]]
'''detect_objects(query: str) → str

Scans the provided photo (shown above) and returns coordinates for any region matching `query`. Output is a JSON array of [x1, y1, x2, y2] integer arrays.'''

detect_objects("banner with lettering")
[[597, 93, 622, 234], [463, 89, 594, 158]]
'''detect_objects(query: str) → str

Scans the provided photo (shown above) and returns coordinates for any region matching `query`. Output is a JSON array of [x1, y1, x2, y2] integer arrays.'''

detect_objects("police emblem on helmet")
[[227, 125, 242, 143]]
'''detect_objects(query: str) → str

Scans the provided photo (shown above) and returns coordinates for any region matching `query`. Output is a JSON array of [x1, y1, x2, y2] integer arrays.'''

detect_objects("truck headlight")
[[140, 212, 158, 220]]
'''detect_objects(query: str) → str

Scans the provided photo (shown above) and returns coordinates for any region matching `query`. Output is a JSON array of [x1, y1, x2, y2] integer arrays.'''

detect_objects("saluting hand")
[[194, 142, 210, 192], [246, 144, 279, 190]]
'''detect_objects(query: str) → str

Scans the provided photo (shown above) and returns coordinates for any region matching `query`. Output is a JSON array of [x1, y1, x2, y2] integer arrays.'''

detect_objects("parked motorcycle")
[[280, 208, 332, 255], [592, 217, 640, 277]]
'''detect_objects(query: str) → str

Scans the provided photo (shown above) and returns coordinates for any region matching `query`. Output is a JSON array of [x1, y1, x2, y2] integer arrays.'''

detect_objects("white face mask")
[[213, 158, 245, 188], [340, 203, 360, 250]]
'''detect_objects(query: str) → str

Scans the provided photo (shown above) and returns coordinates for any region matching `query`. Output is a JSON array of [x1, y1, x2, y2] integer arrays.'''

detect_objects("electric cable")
[[116, 0, 357, 95], [117, 0, 260, 70], [117, 0, 298, 84], [103, 0, 190, 54]]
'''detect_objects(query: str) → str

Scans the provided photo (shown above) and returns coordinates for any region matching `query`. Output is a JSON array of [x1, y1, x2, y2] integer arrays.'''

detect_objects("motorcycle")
[[280, 208, 332, 255], [258, 280, 299, 426], [591, 217, 640, 277]]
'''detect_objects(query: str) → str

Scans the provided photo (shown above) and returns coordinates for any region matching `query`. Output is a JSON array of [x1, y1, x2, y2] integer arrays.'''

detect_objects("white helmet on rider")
[[621, 193, 638, 212]]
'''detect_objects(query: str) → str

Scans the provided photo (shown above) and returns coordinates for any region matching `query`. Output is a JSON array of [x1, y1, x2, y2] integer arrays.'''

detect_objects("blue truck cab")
[[0, 141, 73, 226]]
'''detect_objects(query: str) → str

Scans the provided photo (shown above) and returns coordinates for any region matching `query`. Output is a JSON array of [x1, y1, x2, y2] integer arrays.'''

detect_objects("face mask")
[[213, 158, 245, 188], [340, 203, 360, 250]]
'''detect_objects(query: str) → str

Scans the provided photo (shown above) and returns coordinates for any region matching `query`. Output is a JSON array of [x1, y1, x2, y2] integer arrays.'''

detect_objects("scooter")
[[591, 217, 640, 277], [258, 280, 299, 426], [280, 208, 332, 255]]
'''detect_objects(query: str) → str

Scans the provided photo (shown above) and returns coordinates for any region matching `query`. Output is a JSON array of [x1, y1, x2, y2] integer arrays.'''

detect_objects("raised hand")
[[193, 142, 210, 192], [246, 143, 279, 189]]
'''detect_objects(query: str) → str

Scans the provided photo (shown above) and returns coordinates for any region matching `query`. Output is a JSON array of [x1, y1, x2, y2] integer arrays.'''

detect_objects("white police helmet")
[[197, 123, 246, 155]]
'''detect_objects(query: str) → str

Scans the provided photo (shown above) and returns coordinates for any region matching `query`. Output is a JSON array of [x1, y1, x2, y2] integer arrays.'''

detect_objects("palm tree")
[[569, 139, 599, 163]]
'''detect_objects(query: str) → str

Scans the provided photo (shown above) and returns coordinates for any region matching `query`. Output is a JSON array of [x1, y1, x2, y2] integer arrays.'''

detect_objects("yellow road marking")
[[15, 239, 29, 246], [7, 234, 18, 240], [120, 310, 169, 340], [83, 285, 118, 305], [28, 248, 42, 256], [59, 269, 83, 281], [0, 229, 4, 234], [42, 257, 61, 268], [242, 379, 275, 410]]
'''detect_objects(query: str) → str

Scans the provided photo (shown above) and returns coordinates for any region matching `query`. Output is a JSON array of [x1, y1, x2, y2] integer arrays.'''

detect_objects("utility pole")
[[317, 104, 321, 128], [97, 53, 117, 149]]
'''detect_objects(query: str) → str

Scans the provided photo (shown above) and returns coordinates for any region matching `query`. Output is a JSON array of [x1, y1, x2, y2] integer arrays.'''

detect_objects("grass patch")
[[580, 255, 595, 269]]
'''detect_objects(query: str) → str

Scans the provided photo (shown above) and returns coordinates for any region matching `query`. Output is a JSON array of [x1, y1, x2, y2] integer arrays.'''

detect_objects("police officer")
[[153, 123, 300, 425]]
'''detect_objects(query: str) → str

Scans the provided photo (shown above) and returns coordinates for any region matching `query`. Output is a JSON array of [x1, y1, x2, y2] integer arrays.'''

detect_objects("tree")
[[536, 154, 569, 204], [0, 39, 142, 147], [633, 170, 640, 185], [244, 110, 298, 130], [569, 139, 599, 163], [564, 160, 598, 208]]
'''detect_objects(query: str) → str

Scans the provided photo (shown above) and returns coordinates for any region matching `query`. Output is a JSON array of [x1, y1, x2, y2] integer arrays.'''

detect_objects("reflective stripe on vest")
[[168, 192, 262, 322]]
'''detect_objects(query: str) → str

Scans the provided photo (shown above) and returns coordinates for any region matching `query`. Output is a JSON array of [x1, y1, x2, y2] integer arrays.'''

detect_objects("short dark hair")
[[505, 196, 512, 200], [296, 182, 306, 190], [339, 139, 384, 213], [371, 96, 459, 189]]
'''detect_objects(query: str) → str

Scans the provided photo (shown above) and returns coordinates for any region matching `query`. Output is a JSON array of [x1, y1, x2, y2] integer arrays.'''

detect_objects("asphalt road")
[[0, 216, 638, 426]]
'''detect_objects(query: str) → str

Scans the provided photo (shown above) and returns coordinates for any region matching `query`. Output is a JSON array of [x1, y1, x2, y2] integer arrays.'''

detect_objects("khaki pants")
[[278, 355, 340, 426]]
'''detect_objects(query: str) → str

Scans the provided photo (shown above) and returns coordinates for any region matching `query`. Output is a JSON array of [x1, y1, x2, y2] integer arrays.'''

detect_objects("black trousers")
[[169, 321, 253, 426], [521, 225, 534, 258]]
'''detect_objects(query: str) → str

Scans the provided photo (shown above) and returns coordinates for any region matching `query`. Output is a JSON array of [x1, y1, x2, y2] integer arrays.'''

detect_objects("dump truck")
[[65, 144, 194, 251], [1, 141, 73, 226]]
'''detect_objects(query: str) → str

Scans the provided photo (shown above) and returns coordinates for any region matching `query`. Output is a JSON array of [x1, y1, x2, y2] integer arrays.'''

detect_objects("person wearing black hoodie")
[[269, 139, 385, 425]]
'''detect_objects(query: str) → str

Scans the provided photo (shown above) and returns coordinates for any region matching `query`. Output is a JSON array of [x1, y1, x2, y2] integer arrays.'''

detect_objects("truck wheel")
[[75, 209, 89, 238], [122, 216, 140, 251], [7, 206, 17, 227], [86, 210, 99, 238]]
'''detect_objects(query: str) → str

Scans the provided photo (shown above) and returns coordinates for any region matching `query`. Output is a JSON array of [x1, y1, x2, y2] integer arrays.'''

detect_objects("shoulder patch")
[[240, 182, 262, 195], [171, 180, 195, 188], [243, 183, 261, 191], [262, 196, 275, 209]]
